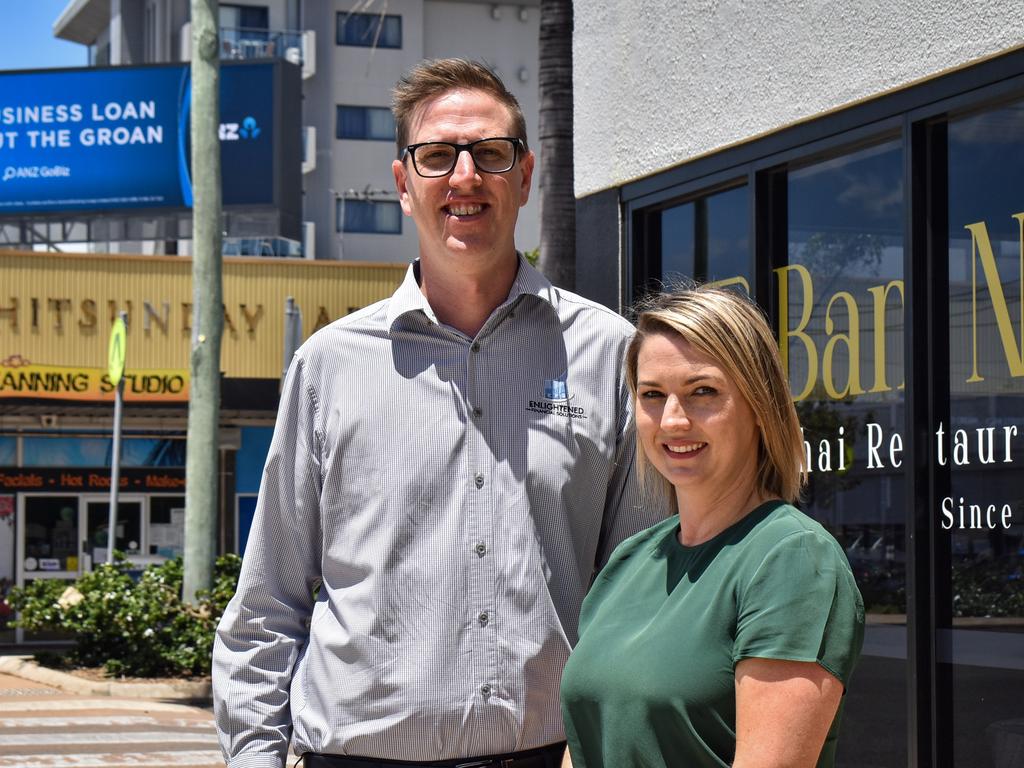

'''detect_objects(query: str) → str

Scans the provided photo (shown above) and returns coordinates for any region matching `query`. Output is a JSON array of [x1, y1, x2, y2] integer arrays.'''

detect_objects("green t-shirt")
[[560, 501, 864, 768]]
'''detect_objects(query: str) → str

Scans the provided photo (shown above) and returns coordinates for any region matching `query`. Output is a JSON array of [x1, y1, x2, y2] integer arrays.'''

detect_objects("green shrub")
[[7, 552, 241, 678]]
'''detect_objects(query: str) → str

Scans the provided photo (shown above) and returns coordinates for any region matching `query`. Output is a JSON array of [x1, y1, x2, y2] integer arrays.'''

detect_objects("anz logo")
[[219, 116, 262, 141]]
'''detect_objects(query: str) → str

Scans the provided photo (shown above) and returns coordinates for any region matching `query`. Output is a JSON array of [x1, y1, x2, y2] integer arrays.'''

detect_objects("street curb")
[[0, 656, 212, 702]]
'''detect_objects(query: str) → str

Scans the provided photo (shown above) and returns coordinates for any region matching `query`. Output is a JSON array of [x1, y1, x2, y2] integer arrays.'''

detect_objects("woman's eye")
[[693, 386, 717, 396], [640, 390, 664, 399]]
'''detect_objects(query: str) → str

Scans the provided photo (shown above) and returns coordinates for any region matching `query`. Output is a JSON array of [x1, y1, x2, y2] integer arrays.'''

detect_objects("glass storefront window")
[[23, 496, 79, 572], [946, 100, 1024, 768], [658, 185, 751, 290], [85, 500, 142, 562], [149, 496, 185, 559], [786, 139, 906, 767], [0, 436, 15, 465], [22, 436, 185, 467]]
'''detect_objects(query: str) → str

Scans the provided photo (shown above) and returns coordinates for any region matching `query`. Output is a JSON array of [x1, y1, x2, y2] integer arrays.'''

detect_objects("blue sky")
[[0, 0, 88, 71]]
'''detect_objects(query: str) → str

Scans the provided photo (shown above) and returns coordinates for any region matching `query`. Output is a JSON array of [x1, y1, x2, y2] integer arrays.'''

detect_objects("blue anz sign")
[[0, 62, 288, 215]]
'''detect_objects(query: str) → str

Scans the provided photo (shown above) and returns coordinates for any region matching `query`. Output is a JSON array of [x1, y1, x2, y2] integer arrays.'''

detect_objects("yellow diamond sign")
[[108, 318, 127, 386]]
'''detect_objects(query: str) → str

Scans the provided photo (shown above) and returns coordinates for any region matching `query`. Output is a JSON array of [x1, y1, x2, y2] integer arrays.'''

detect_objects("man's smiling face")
[[393, 88, 534, 273]]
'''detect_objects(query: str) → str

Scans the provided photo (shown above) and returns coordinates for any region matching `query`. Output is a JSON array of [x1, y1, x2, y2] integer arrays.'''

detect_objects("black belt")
[[302, 742, 565, 768]]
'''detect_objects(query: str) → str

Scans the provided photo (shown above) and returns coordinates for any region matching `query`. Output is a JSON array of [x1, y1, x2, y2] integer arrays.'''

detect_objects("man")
[[213, 59, 662, 768]]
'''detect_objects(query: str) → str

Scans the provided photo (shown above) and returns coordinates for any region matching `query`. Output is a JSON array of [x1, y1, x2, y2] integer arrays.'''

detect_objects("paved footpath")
[[0, 671, 224, 767]]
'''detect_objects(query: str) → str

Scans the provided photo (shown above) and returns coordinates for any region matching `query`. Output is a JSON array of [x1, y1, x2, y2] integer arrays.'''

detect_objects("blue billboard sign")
[[0, 62, 280, 215]]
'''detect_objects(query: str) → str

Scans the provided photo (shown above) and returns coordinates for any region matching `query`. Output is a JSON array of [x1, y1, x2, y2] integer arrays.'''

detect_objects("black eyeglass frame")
[[400, 136, 527, 177]]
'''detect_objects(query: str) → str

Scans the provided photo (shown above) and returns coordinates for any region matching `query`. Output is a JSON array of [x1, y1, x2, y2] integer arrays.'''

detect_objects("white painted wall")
[[573, 0, 1023, 196]]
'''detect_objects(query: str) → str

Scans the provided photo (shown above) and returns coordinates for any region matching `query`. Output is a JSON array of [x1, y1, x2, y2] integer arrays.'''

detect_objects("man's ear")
[[393, 158, 413, 216], [518, 149, 536, 207]]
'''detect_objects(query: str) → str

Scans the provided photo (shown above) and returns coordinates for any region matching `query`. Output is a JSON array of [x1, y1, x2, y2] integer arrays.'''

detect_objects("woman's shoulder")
[[745, 502, 851, 568]]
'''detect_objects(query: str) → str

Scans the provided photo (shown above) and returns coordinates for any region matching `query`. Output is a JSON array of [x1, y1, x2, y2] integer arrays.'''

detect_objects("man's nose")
[[449, 149, 480, 186]]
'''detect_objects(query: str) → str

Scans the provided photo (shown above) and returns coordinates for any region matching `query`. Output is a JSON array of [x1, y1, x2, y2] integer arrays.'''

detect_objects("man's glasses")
[[402, 137, 525, 178]]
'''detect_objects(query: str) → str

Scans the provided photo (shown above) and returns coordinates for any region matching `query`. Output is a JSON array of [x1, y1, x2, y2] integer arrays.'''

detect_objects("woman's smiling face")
[[635, 331, 761, 501]]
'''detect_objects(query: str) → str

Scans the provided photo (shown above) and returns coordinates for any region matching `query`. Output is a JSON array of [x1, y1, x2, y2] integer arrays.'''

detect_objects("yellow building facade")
[[0, 250, 406, 642]]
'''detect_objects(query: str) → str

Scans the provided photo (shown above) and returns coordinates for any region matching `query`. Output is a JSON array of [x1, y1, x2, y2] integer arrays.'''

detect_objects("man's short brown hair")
[[391, 58, 528, 153]]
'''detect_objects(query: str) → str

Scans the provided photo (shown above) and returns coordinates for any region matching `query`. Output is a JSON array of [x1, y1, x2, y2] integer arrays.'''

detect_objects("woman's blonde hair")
[[625, 286, 806, 508]]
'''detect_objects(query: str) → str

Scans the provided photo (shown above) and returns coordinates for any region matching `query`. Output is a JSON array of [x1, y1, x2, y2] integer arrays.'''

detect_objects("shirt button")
[[480, 683, 492, 697], [474, 541, 487, 556], [478, 611, 489, 626], [472, 406, 483, 418], [474, 473, 484, 489], [471, 342, 481, 353]]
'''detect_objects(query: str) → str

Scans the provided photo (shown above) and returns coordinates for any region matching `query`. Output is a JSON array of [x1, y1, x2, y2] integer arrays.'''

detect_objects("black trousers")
[[301, 741, 566, 768]]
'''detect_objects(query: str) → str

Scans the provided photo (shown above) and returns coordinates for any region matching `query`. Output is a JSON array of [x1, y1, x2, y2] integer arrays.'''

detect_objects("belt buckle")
[[454, 762, 493, 768]]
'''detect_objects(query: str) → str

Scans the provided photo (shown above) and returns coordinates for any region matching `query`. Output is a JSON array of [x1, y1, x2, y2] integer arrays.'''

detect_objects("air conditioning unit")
[[180, 21, 192, 60], [301, 30, 316, 78], [302, 221, 316, 260], [302, 126, 316, 174]]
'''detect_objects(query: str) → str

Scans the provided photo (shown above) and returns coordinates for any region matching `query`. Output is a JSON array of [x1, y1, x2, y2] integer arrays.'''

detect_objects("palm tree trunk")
[[537, 0, 575, 290]]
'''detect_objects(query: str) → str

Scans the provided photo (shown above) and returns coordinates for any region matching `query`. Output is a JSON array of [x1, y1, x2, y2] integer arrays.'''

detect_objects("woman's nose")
[[661, 396, 691, 429]]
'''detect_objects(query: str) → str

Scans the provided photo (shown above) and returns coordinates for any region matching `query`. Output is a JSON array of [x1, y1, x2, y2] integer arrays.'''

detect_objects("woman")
[[560, 287, 864, 768]]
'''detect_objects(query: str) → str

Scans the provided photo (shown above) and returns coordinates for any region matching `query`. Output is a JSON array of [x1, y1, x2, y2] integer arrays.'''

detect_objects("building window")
[[945, 98, 1024, 766], [338, 199, 402, 234], [336, 106, 396, 141], [658, 185, 751, 290], [21, 436, 186, 467], [219, 4, 269, 33], [336, 11, 402, 49]]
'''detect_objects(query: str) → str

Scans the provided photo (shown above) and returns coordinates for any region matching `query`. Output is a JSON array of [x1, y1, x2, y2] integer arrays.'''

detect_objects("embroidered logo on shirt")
[[527, 375, 587, 419], [545, 377, 568, 400]]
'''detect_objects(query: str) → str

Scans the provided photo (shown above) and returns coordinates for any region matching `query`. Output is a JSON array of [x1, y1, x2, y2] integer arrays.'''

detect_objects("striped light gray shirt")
[[213, 256, 664, 767]]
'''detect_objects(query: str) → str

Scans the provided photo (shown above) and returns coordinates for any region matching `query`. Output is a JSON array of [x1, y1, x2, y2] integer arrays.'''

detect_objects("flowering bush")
[[7, 553, 241, 678]]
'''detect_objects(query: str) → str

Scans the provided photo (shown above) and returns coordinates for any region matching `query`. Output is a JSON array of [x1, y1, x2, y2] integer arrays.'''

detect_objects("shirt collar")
[[386, 253, 558, 331]]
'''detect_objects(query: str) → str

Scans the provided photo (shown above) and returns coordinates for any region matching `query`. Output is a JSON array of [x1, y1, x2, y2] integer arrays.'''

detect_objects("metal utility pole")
[[183, 0, 223, 603]]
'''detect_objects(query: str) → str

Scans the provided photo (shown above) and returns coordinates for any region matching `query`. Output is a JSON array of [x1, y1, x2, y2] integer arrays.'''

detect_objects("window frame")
[[337, 198, 403, 235], [335, 105, 397, 142], [336, 11, 403, 49]]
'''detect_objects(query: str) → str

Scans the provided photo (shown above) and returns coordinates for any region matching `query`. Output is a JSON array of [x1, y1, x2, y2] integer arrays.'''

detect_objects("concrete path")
[[0, 670, 224, 767]]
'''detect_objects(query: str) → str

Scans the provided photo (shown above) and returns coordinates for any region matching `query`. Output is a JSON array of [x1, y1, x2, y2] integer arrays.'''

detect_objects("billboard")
[[0, 61, 297, 218]]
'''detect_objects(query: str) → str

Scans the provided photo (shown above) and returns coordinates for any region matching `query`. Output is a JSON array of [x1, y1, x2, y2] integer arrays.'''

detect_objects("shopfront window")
[[22, 436, 185, 467], [946, 100, 1024, 768], [23, 496, 79, 573], [149, 496, 185, 559], [659, 185, 751, 289], [785, 139, 907, 766], [85, 500, 142, 563], [0, 436, 14, 465]]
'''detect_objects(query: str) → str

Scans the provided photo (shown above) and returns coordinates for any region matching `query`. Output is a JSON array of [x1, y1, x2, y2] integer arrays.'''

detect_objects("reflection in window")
[[0, 436, 14, 465], [23, 496, 79, 570], [787, 142, 905, 574], [947, 100, 1024, 768], [336, 11, 402, 49], [336, 105, 396, 141], [659, 185, 750, 290], [338, 199, 402, 235], [22, 437, 185, 467], [786, 140, 906, 768]]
